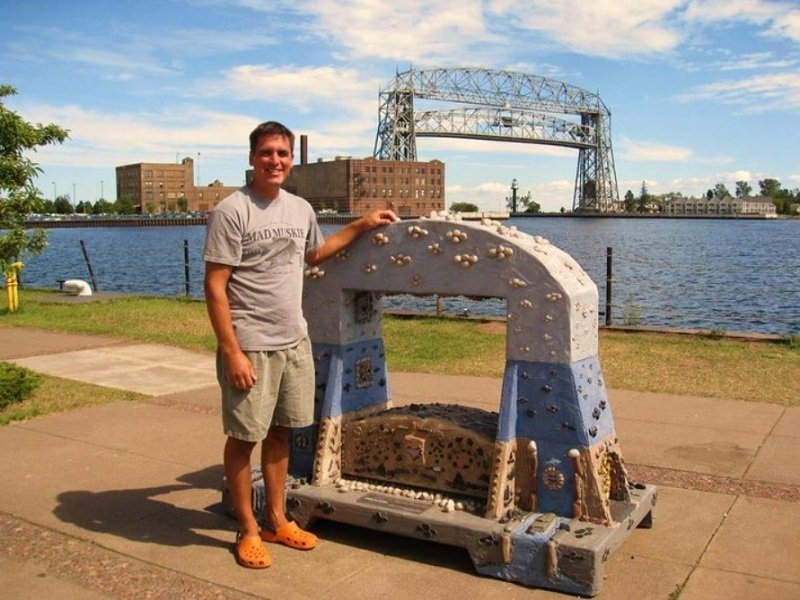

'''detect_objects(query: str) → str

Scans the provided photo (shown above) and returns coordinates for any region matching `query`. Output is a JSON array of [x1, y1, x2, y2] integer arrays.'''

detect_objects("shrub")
[[0, 362, 43, 408]]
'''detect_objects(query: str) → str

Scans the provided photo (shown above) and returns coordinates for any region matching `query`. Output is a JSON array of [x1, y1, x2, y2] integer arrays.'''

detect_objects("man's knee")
[[266, 425, 291, 445]]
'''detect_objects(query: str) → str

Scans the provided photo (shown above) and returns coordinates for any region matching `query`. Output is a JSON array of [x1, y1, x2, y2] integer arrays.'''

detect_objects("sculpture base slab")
[[279, 482, 656, 597]]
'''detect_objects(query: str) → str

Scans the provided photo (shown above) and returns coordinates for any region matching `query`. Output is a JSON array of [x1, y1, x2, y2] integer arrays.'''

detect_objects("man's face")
[[249, 133, 293, 191]]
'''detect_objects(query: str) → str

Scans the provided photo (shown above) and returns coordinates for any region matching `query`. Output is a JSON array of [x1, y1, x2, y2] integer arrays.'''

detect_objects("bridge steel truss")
[[373, 68, 620, 212]]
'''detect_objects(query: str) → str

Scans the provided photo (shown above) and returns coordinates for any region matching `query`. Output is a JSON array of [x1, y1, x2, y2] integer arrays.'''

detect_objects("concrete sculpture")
[[281, 214, 655, 596]]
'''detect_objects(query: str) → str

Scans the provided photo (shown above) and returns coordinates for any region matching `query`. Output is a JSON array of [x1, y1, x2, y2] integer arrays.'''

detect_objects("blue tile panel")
[[312, 340, 390, 419], [497, 357, 614, 445], [498, 357, 615, 516]]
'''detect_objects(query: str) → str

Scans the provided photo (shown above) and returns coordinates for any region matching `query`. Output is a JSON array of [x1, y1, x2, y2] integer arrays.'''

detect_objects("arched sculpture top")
[[302, 214, 598, 364]]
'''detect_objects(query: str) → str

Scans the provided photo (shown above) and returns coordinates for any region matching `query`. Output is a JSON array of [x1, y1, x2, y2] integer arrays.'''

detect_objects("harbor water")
[[16, 217, 800, 337]]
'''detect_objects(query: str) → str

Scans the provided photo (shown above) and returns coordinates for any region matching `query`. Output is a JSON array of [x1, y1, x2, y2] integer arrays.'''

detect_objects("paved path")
[[0, 325, 798, 599]]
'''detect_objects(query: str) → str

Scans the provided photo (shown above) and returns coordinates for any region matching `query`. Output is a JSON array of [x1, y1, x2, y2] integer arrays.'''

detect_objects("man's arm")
[[305, 209, 398, 266], [204, 261, 256, 390]]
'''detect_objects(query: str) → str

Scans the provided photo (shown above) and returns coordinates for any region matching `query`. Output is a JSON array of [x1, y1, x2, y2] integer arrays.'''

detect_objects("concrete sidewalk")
[[0, 325, 798, 599]]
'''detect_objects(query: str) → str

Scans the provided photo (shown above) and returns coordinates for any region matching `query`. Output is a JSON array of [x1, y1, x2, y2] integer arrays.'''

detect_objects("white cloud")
[[490, 0, 684, 58], [715, 52, 798, 71], [677, 71, 800, 111], [619, 136, 694, 162], [16, 102, 254, 167], [216, 64, 378, 113], [305, 0, 496, 63], [684, 0, 800, 42]]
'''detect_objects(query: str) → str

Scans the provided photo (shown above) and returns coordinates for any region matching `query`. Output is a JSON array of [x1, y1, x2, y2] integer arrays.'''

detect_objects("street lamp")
[[100, 180, 104, 200], [51, 181, 57, 201]]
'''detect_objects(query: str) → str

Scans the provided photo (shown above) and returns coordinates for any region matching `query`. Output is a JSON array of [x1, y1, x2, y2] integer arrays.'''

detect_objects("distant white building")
[[661, 196, 777, 217]]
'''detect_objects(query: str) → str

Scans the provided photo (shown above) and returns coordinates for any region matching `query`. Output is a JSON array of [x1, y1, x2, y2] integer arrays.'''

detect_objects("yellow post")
[[5, 262, 23, 312]]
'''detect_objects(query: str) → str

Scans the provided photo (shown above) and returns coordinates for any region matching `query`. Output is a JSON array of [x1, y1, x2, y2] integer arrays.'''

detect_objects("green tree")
[[176, 196, 188, 212], [637, 181, 651, 212], [509, 190, 538, 213], [0, 84, 69, 276], [145, 202, 156, 215], [624, 189, 636, 212], [114, 196, 136, 214], [450, 202, 479, 212], [712, 183, 731, 199], [75, 200, 92, 214], [735, 181, 752, 198], [92, 198, 113, 214], [53, 194, 73, 214], [759, 178, 782, 197]]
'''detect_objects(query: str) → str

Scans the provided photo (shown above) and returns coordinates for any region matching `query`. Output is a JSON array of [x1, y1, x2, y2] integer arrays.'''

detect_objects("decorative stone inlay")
[[542, 465, 566, 490], [407, 225, 429, 238], [304, 266, 325, 279], [353, 292, 374, 324], [371, 232, 389, 246], [488, 245, 514, 259], [427, 243, 443, 254], [355, 356, 373, 388], [389, 254, 412, 266], [454, 254, 478, 268], [445, 228, 468, 243]]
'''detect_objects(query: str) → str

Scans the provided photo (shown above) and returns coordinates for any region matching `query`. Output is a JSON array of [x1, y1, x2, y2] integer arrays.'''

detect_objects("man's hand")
[[224, 349, 257, 390], [358, 209, 399, 230], [306, 209, 399, 266]]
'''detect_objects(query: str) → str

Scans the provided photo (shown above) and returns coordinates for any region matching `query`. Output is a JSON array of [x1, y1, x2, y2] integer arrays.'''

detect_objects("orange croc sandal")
[[260, 521, 318, 550], [235, 533, 272, 568]]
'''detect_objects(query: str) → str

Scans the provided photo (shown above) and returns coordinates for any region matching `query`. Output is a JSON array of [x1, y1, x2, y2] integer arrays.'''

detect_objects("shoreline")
[[24, 212, 792, 228]]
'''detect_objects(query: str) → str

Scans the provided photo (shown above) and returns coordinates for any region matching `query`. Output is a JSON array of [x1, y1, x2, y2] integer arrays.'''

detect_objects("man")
[[204, 121, 397, 569]]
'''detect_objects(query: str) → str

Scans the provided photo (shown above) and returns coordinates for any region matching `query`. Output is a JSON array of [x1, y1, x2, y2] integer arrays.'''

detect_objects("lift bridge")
[[373, 68, 620, 212]]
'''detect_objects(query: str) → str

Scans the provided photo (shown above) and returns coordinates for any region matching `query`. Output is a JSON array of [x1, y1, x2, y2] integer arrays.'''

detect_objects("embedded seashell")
[[410, 275, 422, 286], [509, 277, 528, 288], [336, 249, 351, 260], [427, 242, 443, 254], [544, 314, 553, 322], [488, 245, 514, 260], [304, 266, 325, 279], [389, 254, 412, 266], [519, 299, 533, 308], [407, 225, 429, 238], [445, 228, 468, 243], [362, 263, 377, 274], [545, 292, 563, 302], [454, 254, 478, 268], [371, 232, 389, 246]]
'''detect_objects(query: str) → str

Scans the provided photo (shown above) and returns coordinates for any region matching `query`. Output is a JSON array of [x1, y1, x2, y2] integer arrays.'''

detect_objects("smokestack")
[[300, 135, 308, 165]]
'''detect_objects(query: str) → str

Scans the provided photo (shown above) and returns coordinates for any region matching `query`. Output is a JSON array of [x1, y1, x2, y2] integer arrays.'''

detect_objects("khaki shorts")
[[218, 336, 315, 442]]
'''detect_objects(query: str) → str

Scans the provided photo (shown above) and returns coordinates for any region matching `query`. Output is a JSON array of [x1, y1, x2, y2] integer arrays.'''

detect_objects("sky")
[[3, 0, 799, 213]]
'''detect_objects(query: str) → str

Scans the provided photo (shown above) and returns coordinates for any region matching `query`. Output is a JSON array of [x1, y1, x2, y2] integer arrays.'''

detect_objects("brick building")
[[283, 155, 445, 217], [116, 157, 239, 213]]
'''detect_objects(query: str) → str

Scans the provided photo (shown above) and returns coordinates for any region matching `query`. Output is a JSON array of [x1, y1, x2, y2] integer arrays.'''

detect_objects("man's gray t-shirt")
[[203, 186, 324, 351]]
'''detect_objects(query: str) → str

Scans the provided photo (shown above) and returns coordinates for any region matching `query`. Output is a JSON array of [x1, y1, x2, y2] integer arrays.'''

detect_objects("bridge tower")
[[373, 68, 620, 212]]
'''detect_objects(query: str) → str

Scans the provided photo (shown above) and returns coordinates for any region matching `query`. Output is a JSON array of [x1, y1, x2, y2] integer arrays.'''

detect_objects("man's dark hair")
[[249, 121, 295, 155]]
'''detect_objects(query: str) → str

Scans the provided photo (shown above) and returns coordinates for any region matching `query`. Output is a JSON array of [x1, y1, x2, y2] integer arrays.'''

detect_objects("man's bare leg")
[[224, 436, 260, 538], [261, 425, 291, 530]]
